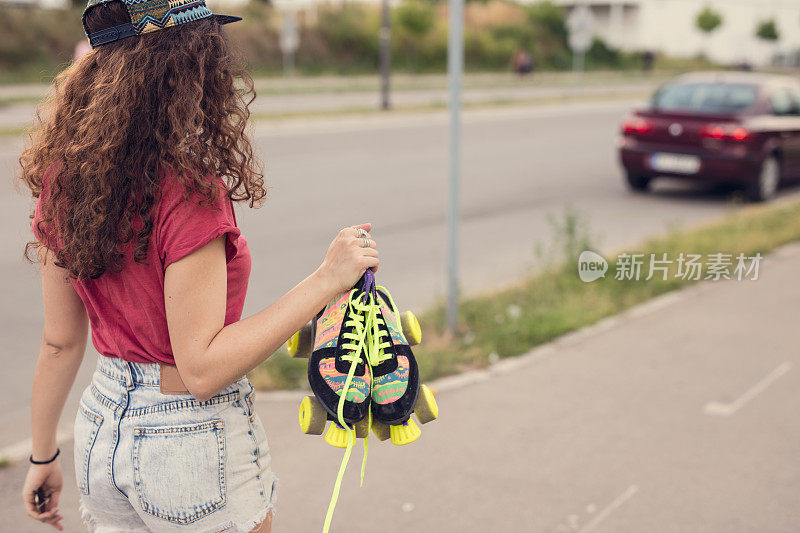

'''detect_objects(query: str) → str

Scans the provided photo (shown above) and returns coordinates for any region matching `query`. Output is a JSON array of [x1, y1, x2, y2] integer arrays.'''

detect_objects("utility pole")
[[379, 0, 391, 110], [446, 0, 464, 337]]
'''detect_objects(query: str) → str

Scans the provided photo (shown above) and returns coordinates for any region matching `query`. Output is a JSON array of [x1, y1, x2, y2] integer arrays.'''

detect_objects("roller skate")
[[289, 271, 378, 533], [290, 274, 374, 447], [287, 269, 438, 533], [366, 282, 439, 445]]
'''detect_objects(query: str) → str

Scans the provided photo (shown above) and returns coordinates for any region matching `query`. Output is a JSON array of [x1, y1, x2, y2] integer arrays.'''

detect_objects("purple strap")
[[362, 269, 375, 296]]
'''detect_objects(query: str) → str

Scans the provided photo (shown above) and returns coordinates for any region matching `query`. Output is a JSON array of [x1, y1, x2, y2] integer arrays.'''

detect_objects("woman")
[[18, 0, 379, 531]]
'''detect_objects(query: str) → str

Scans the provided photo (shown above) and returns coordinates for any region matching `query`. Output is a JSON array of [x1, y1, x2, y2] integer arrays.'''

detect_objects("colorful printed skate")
[[290, 274, 374, 447], [367, 283, 438, 445], [287, 269, 438, 533]]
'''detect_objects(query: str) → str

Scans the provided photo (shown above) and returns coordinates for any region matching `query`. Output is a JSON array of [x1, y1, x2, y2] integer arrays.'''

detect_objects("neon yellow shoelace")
[[322, 287, 382, 532], [322, 285, 406, 532]]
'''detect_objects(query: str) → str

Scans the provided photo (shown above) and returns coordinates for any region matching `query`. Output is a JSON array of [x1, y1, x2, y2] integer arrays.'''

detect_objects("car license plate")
[[649, 153, 701, 174]]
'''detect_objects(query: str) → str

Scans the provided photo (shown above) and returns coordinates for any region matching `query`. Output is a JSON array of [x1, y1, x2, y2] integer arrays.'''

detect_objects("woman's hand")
[[22, 461, 64, 530], [315, 223, 379, 295]]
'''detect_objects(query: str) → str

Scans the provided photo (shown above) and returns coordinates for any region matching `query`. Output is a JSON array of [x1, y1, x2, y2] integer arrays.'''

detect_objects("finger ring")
[[356, 228, 367, 239], [361, 237, 370, 248]]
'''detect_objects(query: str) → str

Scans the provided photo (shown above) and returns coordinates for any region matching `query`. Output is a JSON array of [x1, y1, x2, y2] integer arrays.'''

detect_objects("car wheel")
[[625, 172, 651, 192], [746, 155, 780, 202]]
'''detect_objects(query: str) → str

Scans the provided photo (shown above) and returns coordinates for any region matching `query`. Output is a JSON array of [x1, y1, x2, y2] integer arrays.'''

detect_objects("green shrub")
[[0, 0, 650, 81], [585, 37, 639, 70], [0, 6, 84, 80], [525, 1, 568, 49], [225, 4, 281, 73], [395, 0, 435, 37], [315, 4, 380, 70]]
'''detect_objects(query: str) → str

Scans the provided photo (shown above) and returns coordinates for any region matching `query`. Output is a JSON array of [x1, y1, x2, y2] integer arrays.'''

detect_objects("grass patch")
[[247, 70, 672, 96], [250, 197, 800, 391], [249, 90, 649, 124], [248, 347, 307, 390], [415, 198, 800, 382], [0, 125, 30, 138], [0, 94, 42, 107]]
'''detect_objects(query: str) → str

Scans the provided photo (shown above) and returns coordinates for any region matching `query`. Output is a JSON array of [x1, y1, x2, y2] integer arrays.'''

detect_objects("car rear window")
[[652, 82, 759, 113]]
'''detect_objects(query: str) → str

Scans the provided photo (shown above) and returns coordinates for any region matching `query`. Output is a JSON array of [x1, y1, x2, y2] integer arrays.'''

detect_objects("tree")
[[755, 19, 779, 42], [755, 19, 780, 66], [694, 6, 722, 59], [695, 7, 722, 35]]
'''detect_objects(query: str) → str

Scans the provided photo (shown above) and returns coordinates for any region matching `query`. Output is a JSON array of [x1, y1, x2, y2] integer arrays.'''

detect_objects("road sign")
[[567, 4, 594, 53], [280, 12, 299, 54], [280, 10, 299, 75]]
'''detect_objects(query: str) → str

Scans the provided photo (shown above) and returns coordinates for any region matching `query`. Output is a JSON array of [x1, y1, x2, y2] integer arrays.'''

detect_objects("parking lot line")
[[577, 485, 640, 533], [704, 361, 792, 417]]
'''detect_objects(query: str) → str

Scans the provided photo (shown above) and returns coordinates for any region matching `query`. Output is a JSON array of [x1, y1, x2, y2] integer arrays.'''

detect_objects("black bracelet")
[[29, 448, 60, 464]]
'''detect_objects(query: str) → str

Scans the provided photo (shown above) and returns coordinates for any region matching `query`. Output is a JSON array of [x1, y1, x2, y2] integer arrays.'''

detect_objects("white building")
[[550, 0, 800, 66]]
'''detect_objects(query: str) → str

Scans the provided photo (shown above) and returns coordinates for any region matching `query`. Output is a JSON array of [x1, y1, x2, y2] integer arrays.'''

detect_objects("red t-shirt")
[[32, 168, 252, 364]]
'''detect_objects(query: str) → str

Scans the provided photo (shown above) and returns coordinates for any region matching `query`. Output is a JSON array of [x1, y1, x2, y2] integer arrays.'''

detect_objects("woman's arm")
[[165, 223, 379, 401], [22, 247, 89, 530]]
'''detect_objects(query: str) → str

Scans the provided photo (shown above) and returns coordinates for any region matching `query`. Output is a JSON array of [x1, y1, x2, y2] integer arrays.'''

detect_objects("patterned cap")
[[83, 0, 241, 48]]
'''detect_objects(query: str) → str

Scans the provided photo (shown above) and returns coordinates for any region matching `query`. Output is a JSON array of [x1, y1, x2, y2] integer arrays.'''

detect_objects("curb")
[[257, 279, 711, 400]]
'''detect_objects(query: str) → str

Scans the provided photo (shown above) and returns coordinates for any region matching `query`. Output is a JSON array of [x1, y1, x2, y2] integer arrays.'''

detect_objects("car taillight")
[[701, 123, 752, 142], [622, 118, 653, 135], [731, 127, 750, 141]]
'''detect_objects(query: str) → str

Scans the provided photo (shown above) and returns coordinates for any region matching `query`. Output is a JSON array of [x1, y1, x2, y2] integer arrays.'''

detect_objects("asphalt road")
[[2, 99, 799, 530]]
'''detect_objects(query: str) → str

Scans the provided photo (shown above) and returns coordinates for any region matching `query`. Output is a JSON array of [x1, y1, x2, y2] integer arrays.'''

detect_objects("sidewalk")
[[2, 242, 798, 531]]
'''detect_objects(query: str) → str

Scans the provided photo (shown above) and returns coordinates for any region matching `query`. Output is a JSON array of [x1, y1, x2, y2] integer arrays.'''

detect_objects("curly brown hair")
[[18, 1, 266, 280]]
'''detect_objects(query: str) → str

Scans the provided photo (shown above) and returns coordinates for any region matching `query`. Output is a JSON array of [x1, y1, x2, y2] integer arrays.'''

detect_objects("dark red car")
[[619, 71, 800, 201]]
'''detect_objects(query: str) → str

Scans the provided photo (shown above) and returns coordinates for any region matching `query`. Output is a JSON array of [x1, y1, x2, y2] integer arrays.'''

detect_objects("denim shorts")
[[74, 355, 278, 532]]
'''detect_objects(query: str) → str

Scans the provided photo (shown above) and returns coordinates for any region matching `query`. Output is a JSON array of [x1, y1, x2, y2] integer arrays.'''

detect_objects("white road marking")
[[704, 362, 792, 417], [577, 485, 640, 533]]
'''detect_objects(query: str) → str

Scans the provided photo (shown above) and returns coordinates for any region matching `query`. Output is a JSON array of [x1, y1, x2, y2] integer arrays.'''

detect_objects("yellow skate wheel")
[[414, 384, 439, 424], [324, 423, 353, 448], [401, 311, 422, 346], [390, 418, 421, 445], [354, 416, 370, 439], [371, 419, 391, 441], [298, 396, 327, 435], [287, 323, 313, 358]]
